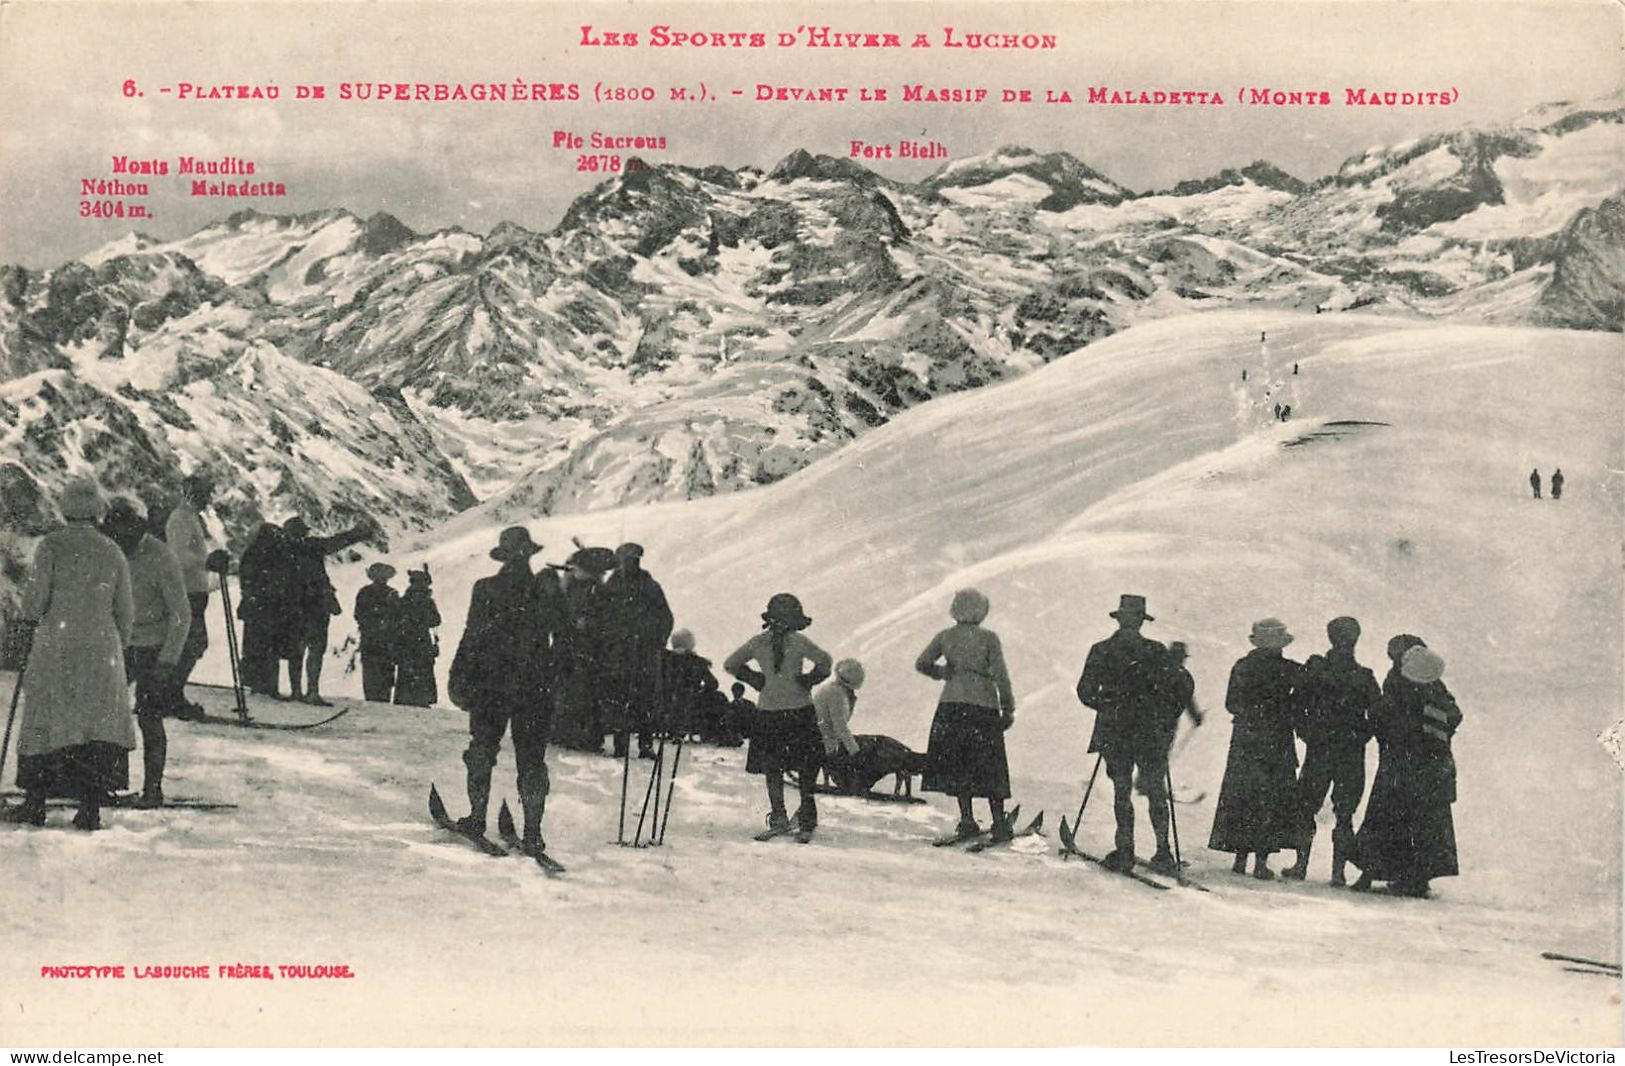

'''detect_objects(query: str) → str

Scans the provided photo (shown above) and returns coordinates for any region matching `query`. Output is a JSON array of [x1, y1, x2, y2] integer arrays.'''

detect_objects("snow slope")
[[4, 310, 1619, 1045]]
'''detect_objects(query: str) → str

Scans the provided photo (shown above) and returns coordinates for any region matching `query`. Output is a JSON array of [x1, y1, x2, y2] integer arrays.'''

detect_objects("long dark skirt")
[[745, 706, 822, 775], [394, 652, 438, 707], [1353, 749, 1459, 882], [921, 702, 1011, 800], [1208, 723, 1297, 854], [551, 661, 604, 751], [17, 742, 130, 798]]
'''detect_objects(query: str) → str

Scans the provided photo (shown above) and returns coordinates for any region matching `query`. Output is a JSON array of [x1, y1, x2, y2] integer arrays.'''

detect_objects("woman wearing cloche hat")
[[1208, 617, 1303, 879], [724, 592, 833, 843], [4, 477, 136, 831]]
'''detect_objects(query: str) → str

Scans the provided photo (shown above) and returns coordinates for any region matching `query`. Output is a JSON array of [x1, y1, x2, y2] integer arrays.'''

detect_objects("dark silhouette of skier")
[[1551, 469, 1564, 500], [1529, 469, 1542, 499]]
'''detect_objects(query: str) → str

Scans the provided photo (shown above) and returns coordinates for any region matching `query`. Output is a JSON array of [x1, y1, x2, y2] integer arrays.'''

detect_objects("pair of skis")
[[428, 784, 565, 876], [929, 805, 1038, 851], [1541, 952, 1621, 979], [1057, 816, 1213, 893]]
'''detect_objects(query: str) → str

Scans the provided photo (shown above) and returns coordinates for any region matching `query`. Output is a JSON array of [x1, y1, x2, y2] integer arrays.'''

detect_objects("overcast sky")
[[1, 0, 1620, 268]]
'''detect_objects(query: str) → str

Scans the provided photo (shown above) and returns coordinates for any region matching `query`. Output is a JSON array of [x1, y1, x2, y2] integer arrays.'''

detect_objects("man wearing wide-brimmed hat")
[[163, 471, 216, 718], [1075, 594, 1177, 874], [599, 542, 673, 760], [445, 526, 566, 855], [354, 562, 400, 703]]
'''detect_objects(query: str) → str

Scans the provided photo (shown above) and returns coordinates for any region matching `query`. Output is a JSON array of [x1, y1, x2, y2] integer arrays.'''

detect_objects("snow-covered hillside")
[[4, 310, 1619, 1044]]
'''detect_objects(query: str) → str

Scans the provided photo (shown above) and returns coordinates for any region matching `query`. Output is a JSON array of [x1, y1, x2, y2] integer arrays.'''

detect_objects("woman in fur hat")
[[4, 477, 136, 830], [724, 593, 832, 843], [393, 566, 441, 707], [1351, 639, 1462, 897], [1208, 618, 1303, 878], [916, 589, 1016, 843]]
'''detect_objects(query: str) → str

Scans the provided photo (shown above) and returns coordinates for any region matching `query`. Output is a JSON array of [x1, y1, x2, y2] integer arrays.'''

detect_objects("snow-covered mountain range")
[[1, 97, 1619, 611]]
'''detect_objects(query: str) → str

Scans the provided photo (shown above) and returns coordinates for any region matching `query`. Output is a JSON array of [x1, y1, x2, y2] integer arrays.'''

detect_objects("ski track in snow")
[[4, 309, 1621, 1044]]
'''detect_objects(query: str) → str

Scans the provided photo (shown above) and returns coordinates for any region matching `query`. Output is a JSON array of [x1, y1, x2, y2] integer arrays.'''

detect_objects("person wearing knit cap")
[[919, 588, 1017, 844], [813, 658, 865, 770], [103, 498, 192, 807], [354, 562, 400, 703], [1208, 618, 1303, 879], [4, 477, 135, 831], [658, 628, 723, 743], [1351, 639, 1463, 898], [1076, 594, 1175, 873], [724, 593, 833, 842], [1286, 616, 1381, 885], [445, 526, 566, 855], [392, 566, 441, 707]]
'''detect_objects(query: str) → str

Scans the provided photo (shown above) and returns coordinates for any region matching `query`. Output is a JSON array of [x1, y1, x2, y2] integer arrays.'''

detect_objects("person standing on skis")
[[1076, 594, 1177, 874], [1285, 617, 1379, 884], [446, 526, 565, 857]]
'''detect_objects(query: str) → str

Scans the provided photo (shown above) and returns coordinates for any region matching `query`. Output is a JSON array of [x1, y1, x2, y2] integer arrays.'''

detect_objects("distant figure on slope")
[[393, 566, 441, 707], [1209, 618, 1302, 879], [724, 682, 754, 748], [237, 521, 296, 697], [354, 563, 399, 703], [1551, 468, 1564, 501], [1530, 468, 1542, 499], [446, 526, 564, 855], [1076, 594, 1175, 874], [660, 628, 722, 742], [1352, 640, 1462, 899], [4, 478, 134, 831], [283, 515, 372, 706], [1285, 617, 1379, 885], [551, 546, 615, 752], [600, 543, 674, 760], [724, 593, 832, 843], [103, 498, 190, 809], [163, 472, 215, 719], [919, 589, 1017, 845]]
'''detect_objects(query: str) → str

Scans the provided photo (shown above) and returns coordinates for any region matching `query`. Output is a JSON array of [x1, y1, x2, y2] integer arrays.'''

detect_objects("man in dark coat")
[[1529, 468, 1542, 499], [393, 566, 441, 707], [1286, 616, 1380, 885], [237, 522, 295, 696], [599, 542, 673, 759], [283, 515, 372, 706], [1075, 594, 1176, 874], [1551, 468, 1564, 500], [447, 526, 565, 854], [1209, 618, 1303, 879]]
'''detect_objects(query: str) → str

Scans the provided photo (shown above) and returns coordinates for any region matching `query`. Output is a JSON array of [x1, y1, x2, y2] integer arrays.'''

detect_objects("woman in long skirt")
[[723, 593, 832, 843], [916, 589, 1016, 843], [5, 477, 137, 831], [1209, 618, 1302, 878], [1352, 641, 1462, 898]]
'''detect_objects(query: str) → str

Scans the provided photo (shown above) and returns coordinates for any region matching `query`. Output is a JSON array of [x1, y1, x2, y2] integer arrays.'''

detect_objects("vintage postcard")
[[0, 0, 1620, 1049]]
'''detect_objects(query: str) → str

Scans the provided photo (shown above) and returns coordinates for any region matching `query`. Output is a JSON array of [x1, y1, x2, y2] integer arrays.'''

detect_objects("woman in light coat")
[[916, 589, 1016, 842], [5, 477, 136, 830]]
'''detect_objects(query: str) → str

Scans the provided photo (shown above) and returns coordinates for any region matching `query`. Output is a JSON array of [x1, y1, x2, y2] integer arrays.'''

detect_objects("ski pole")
[[1166, 766, 1183, 867], [632, 738, 663, 846], [1073, 752, 1103, 828], [216, 569, 249, 722], [616, 633, 640, 845], [657, 735, 685, 845]]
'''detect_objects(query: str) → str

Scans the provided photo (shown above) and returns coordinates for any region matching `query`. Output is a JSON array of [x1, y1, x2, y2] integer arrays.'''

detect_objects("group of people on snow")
[[354, 561, 442, 707], [3, 475, 219, 822], [1529, 468, 1565, 500], [3, 476, 1464, 901]]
